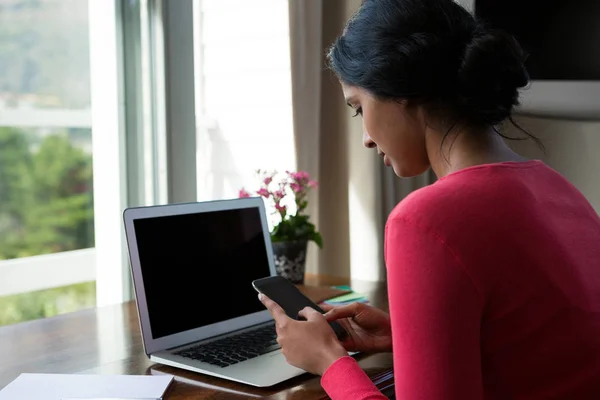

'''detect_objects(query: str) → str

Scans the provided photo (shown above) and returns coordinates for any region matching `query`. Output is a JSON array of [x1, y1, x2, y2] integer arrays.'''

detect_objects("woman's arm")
[[321, 216, 485, 400], [321, 356, 389, 400], [386, 216, 485, 399]]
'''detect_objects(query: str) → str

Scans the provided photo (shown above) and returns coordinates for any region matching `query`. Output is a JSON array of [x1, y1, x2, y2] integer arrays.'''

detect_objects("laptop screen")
[[133, 206, 271, 339]]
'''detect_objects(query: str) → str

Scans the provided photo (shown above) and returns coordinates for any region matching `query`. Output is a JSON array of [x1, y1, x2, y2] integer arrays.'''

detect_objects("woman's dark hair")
[[327, 0, 541, 147]]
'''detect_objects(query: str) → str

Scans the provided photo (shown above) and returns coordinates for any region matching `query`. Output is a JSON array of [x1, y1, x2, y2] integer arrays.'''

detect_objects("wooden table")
[[0, 274, 393, 399]]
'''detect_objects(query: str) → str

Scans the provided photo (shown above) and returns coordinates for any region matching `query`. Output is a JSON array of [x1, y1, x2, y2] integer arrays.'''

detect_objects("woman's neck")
[[426, 126, 527, 178]]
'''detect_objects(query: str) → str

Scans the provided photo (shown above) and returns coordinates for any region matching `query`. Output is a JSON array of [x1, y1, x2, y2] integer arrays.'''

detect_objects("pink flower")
[[257, 187, 270, 198], [238, 170, 319, 222], [290, 171, 310, 182]]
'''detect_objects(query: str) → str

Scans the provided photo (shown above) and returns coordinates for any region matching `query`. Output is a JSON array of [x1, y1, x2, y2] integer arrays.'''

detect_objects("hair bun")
[[456, 28, 529, 125]]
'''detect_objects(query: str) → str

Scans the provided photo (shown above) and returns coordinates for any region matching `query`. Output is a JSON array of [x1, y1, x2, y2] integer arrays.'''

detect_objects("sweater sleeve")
[[385, 216, 485, 399], [321, 216, 485, 400], [321, 356, 388, 400]]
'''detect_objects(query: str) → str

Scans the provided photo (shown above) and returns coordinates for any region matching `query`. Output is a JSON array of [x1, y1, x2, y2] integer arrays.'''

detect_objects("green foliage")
[[0, 128, 33, 215], [271, 214, 323, 248], [0, 128, 35, 259], [0, 282, 96, 327], [0, 127, 94, 260], [26, 135, 94, 255], [0, 127, 95, 325]]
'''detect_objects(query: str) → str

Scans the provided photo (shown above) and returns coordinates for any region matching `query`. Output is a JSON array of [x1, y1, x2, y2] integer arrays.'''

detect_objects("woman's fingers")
[[324, 302, 363, 321]]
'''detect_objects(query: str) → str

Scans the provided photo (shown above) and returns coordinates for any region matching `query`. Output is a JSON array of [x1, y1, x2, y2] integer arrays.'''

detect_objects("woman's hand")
[[322, 302, 393, 354], [259, 294, 348, 376]]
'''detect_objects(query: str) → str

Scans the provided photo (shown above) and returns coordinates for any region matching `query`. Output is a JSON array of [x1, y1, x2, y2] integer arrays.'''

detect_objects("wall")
[[504, 117, 600, 214]]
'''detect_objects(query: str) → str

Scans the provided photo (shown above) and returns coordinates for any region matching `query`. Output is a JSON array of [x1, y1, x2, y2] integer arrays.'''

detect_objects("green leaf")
[[309, 231, 323, 248], [270, 213, 323, 248]]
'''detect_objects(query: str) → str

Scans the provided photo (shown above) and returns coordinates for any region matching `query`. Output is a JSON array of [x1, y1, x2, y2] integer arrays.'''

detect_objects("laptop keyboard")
[[173, 323, 280, 368]]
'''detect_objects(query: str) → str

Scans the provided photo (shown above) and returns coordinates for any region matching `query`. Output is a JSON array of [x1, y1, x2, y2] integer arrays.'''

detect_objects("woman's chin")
[[393, 167, 412, 178], [391, 163, 409, 178], [391, 162, 431, 179]]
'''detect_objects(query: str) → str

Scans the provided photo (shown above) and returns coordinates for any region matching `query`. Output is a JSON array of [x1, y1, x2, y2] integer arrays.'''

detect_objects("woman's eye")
[[352, 107, 363, 117]]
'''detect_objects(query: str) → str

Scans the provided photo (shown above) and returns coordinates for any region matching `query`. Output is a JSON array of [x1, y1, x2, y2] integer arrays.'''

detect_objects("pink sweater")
[[321, 161, 600, 399]]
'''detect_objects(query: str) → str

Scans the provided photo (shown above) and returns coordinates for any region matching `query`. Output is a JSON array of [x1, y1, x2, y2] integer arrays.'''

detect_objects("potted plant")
[[239, 170, 322, 284]]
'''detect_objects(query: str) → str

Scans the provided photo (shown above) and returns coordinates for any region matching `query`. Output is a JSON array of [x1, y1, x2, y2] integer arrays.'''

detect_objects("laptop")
[[122, 197, 306, 387]]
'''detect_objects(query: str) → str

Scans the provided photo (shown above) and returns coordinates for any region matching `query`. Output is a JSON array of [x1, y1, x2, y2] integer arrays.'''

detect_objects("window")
[[0, 0, 95, 326], [194, 0, 296, 202], [0, 0, 296, 326]]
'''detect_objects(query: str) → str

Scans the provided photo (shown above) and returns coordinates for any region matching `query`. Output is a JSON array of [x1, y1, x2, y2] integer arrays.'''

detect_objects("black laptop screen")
[[133, 206, 271, 339]]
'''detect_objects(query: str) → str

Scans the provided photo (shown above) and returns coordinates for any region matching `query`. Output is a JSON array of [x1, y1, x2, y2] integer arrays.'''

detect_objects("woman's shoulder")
[[388, 160, 563, 227]]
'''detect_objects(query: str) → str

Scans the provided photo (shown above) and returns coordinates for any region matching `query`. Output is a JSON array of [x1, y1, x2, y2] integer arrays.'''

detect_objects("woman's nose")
[[363, 131, 376, 149]]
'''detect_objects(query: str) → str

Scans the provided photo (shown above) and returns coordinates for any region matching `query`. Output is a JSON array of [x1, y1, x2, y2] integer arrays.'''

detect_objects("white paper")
[[0, 373, 173, 400]]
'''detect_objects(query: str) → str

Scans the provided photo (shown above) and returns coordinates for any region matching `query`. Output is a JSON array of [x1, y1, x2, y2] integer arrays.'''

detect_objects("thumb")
[[324, 303, 361, 321], [298, 306, 322, 321]]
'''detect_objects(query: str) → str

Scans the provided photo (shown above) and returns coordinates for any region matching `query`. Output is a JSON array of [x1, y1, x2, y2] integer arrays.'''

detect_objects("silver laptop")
[[123, 197, 306, 387]]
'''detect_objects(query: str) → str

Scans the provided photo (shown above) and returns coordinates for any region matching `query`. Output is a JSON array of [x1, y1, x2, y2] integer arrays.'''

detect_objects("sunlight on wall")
[[195, 0, 296, 203]]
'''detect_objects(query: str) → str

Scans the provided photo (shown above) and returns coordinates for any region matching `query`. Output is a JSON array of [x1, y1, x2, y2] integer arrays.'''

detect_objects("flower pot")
[[271, 240, 308, 284]]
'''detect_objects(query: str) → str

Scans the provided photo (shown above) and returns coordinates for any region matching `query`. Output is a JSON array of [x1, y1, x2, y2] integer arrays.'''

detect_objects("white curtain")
[[288, 0, 323, 275]]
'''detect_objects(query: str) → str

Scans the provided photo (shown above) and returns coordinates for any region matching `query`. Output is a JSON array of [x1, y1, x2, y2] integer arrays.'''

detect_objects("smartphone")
[[252, 275, 348, 341]]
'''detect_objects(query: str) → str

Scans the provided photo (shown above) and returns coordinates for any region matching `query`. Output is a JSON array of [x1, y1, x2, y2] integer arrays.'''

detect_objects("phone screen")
[[253, 276, 348, 340]]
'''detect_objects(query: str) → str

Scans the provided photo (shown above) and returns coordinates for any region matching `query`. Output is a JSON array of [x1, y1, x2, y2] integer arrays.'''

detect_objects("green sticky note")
[[327, 292, 367, 303], [332, 285, 352, 291]]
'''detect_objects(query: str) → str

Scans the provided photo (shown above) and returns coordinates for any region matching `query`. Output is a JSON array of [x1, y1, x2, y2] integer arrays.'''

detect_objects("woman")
[[259, 0, 600, 398]]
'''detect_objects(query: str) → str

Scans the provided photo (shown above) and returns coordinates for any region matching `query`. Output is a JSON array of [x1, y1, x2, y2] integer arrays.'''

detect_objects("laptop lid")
[[123, 197, 276, 356]]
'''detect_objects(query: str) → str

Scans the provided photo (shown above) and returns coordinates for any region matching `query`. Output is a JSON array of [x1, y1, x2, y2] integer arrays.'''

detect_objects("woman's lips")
[[382, 154, 392, 167]]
